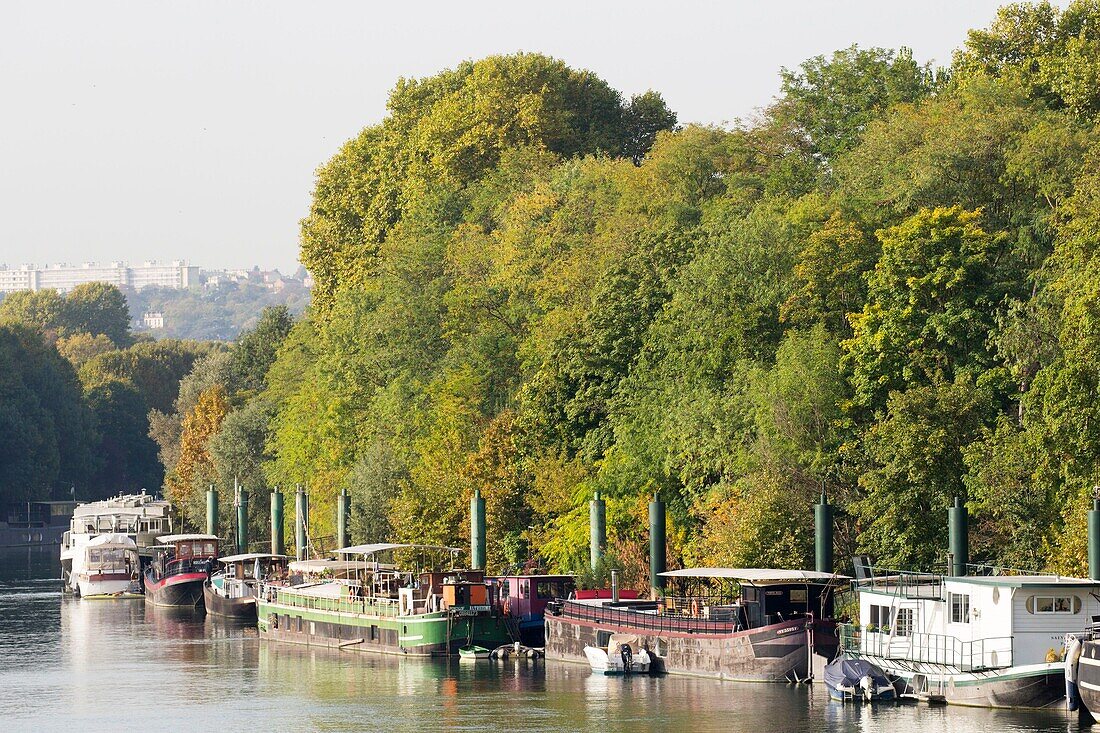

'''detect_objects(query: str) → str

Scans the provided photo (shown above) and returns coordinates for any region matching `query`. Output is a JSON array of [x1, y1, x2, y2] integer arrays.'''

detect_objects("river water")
[[0, 546, 1088, 732]]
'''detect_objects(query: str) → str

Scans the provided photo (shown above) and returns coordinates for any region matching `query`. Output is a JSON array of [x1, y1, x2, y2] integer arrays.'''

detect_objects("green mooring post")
[[295, 485, 309, 561], [1089, 498, 1100, 581], [590, 491, 606, 572], [649, 493, 666, 596], [948, 496, 969, 577], [337, 488, 350, 551], [236, 485, 248, 555], [270, 488, 284, 556], [471, 488, 486, 570], [814, 492, 834, 574], [206, 485, 218, 537]]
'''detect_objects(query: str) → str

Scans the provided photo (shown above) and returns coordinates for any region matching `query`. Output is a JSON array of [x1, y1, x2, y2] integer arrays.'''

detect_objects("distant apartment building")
[[0, 260, 199, 294], [142, 312, 165, 329]]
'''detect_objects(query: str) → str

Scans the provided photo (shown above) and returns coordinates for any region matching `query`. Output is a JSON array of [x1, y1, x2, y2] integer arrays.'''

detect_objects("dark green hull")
[[257, 594, 511, 657]]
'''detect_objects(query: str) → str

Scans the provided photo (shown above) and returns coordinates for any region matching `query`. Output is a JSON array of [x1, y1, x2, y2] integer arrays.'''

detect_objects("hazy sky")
[[0, 1, 1038, 272]]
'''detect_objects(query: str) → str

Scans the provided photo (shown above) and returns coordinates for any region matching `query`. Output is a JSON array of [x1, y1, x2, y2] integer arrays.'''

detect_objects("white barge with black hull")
[[843, 561, 1100, 708], [545, 568, 844, 682]]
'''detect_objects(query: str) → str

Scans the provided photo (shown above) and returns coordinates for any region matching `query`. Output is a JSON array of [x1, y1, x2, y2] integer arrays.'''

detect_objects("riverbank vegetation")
[[8, 2, 1100, 582]]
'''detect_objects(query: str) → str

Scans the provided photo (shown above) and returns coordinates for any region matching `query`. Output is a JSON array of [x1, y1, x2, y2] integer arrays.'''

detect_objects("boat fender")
[[1066, 634, 1083, 712]]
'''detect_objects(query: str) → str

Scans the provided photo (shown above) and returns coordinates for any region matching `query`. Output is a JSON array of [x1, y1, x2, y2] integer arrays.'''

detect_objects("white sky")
[[0, 1, 1044, 273]]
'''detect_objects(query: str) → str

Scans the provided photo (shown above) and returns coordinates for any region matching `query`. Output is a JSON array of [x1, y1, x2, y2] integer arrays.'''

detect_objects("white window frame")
[[1033, 595, 1074, 614], [950, 592, 970, 624], [895, 607, 914, 636]]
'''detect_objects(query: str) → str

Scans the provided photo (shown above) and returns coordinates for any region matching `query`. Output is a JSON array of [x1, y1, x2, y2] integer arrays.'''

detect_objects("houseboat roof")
[[86, 533, 136, 547], [946, 574, 1100, 588], [333, 542, 461, 555], [157, 534, 219, 543], [288, 559, 371, 574], [661, 568, 849, 584], [217, 552, 287, 564]]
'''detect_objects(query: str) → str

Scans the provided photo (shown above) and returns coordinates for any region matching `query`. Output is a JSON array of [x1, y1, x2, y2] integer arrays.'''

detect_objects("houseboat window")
[[950, 592, 970, 624], [1031, 595, 1077, 614], [537, 581, 561, 599], [869, 604, 891, 628], [895, 607, 914, 636]]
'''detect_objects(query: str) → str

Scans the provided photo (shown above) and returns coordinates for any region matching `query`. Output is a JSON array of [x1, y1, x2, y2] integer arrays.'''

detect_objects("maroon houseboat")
[[495, 574, 576, 646], [144, 534, 219, 608], [545, 568, 845, 681]]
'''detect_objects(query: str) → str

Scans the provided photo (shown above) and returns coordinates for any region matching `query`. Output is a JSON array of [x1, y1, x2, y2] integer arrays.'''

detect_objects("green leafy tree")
[[62, 282, 131, 345], [845, 207, 1003, 411], [776, 45, 935, 164]]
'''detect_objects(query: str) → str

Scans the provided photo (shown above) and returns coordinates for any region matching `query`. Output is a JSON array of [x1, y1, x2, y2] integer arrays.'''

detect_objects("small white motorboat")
[[584, 634, 652, 675]]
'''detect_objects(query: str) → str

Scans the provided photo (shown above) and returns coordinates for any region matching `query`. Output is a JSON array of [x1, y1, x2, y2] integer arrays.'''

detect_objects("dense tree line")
[[113, 2, 1100, 579], [0, 283, 215, 502]]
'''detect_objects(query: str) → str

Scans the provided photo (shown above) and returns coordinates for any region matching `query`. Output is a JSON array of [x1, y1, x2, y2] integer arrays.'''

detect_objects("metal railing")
[[839, 623, 1012, 671], [165, 557, 213, 576], [554, 599, 741, 634], [271, 585, 404, 617], [851, 566, 943, 600]]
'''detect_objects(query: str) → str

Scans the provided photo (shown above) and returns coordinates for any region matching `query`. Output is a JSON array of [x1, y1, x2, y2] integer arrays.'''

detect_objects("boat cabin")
[[659, 568, 844, 629], [215, 552, 288, 599], [497, 574, 576, 621], [153, 533, 219, 578], [849, 564, 1100, 671]]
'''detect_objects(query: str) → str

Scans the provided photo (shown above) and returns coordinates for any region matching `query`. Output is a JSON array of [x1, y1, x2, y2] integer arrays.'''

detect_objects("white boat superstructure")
[[73, 533, 141, 598], [60, 493, 174, 589], [843, 562, 1100, 707], [583, 634, 652, 675]]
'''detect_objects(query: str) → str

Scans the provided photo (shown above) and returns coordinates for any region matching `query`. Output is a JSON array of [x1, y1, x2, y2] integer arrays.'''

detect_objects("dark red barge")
[[144, 534, 219, 608], [545, 568, 845, 681]]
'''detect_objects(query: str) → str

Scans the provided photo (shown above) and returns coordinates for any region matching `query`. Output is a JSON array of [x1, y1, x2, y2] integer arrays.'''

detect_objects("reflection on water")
[[0, 546, 1089, 732]]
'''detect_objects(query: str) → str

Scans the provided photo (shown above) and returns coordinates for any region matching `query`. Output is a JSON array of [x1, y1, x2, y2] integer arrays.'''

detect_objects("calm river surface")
[[0, 546, 1088, 732]]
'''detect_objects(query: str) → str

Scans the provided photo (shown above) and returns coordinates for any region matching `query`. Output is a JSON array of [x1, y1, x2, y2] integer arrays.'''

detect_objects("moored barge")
[[545, 568, 843, 681], [144, 534, 219, 608], [843, 561, 1099, 708], [257, 543, 513, 656]]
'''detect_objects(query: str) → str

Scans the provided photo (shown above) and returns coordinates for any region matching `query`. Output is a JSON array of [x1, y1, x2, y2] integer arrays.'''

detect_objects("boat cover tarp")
[[824, 658, 891, 690]]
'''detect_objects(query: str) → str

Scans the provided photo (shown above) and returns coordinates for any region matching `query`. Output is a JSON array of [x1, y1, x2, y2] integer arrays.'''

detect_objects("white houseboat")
[[842, 561, 1100, 708], [60, 493, 174, 589], [71, 533, 141, 598]]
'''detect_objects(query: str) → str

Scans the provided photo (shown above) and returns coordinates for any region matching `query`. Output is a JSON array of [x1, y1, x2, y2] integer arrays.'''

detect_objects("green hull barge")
[[257, 543, 513, 657]]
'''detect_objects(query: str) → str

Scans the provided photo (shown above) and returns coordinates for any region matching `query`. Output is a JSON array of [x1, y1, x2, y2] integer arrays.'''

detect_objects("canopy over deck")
[[660, 568, 850, 585], [217, 552, 287, 564], [333, 542, 461, 556], [157, 534, 219, 543], [289, 559, 373, 575]]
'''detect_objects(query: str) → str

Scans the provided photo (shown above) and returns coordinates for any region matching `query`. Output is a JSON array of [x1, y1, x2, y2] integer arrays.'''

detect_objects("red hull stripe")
[[146, 572, 207, 592]]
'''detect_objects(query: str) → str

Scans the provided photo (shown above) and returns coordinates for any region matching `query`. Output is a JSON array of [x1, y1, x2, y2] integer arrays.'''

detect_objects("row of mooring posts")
[[581, 491, 839, 596], [201, 484, 351, 560]]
